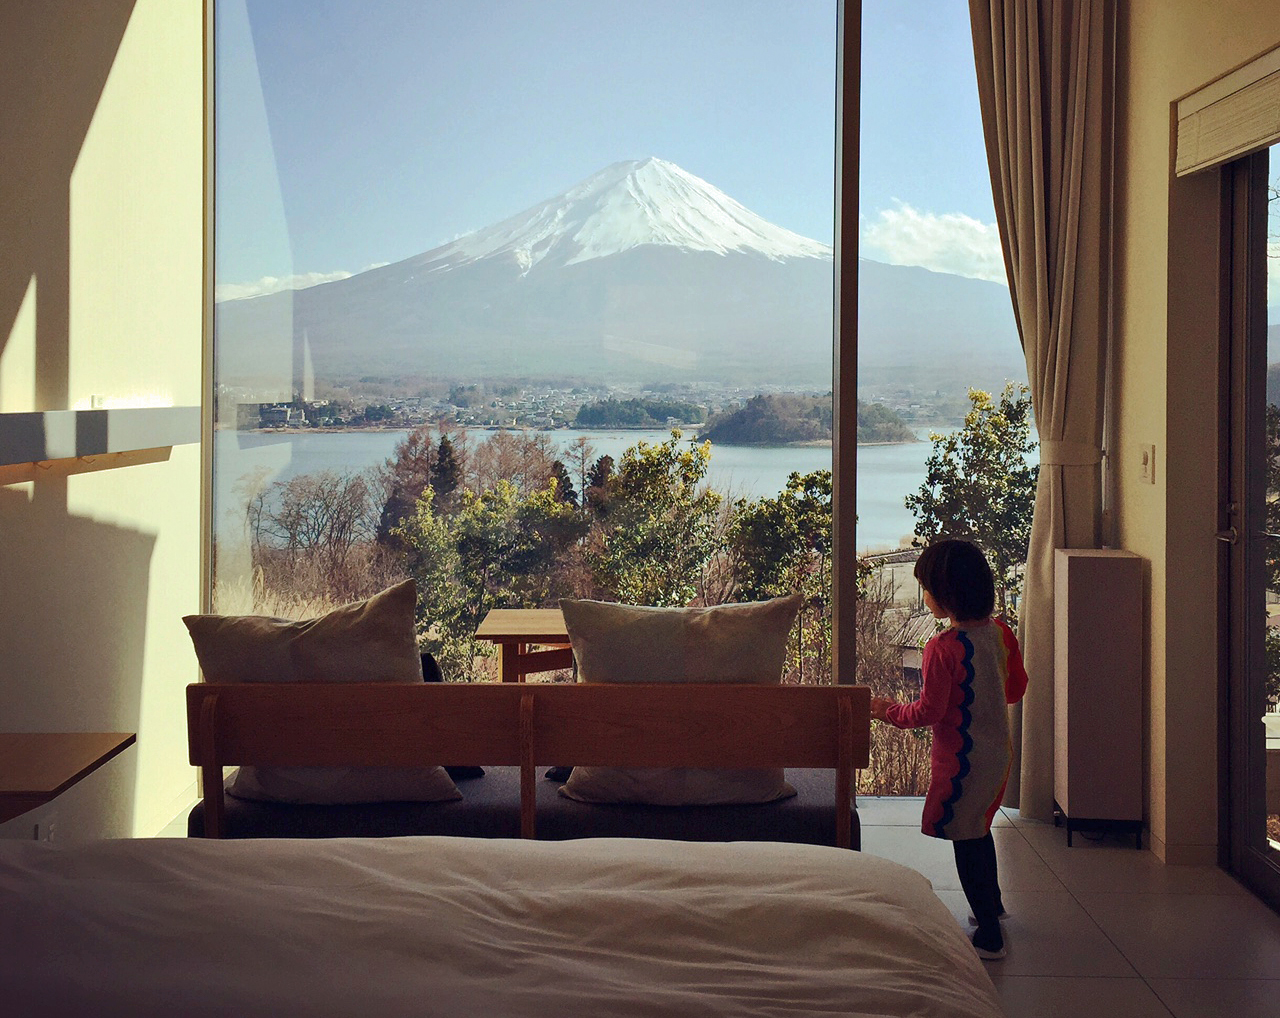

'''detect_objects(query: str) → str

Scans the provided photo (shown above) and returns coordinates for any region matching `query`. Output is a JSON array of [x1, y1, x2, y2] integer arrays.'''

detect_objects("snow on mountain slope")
[[414, 157, 831, 275]]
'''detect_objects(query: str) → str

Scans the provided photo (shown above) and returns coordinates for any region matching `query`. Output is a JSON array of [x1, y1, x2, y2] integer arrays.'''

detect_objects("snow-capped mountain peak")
[[415, 157, 832, 275]]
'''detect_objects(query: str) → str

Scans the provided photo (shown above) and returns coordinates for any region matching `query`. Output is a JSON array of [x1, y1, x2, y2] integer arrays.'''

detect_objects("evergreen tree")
[[584, 454, 615, 518], [431, 435, 461, 502], [549, 459, 578, 506], [376, 425, 434, 545]]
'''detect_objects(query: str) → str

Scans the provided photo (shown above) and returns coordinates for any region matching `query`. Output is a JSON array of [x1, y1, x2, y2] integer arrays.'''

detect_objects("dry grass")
[[213, 567, 346, 619], [861, 725, 932, 796]]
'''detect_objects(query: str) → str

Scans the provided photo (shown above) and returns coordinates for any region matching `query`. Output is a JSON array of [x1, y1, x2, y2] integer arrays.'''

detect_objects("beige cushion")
[[557, 595, 803, 805], [182, 580, 460, 805]]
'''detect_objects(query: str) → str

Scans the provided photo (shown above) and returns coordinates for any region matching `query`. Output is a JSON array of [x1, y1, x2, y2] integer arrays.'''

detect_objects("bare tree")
[[564, 435, 597, 499], [470, 430, 558, 497], [231, 465, 275, 559], [264, 470, 379, 571]]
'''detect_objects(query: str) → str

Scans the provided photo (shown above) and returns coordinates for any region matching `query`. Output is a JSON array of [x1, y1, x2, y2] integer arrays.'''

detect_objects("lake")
[[214, 427, 942, 553]]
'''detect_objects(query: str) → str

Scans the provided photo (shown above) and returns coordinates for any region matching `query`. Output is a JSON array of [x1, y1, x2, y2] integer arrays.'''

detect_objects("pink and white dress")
[[885, 617, 1028, 841]]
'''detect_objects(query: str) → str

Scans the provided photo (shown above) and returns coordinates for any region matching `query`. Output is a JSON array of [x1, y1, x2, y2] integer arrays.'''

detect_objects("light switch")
[[1139, 444, 1155, 484]]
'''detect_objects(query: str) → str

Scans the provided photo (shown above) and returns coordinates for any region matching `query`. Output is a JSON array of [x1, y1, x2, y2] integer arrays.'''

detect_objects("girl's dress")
[[885, 617, 1028, 840]]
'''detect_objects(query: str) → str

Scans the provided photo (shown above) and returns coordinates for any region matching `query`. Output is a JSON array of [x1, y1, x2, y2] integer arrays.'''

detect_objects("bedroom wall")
[[0, 0, 204, 839], [1115, 0, 1280, 862]]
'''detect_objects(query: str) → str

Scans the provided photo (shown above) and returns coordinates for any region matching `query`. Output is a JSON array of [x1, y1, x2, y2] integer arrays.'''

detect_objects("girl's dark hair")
[[913, 538, 996, 620]]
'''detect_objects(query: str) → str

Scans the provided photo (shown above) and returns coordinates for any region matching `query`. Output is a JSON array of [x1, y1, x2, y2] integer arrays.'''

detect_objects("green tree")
[[728, 470, 831, 603], [584, 454, 615, 518], [397, 480, 588, 680], [394, 488, 470, 675], [904, 382, 1039, 620], [431, 434, 461, 502], [590, 431, 721, 605], [549, 460, 578, 506], [376, 425, 435, 545], [727, 470, 832, 683]]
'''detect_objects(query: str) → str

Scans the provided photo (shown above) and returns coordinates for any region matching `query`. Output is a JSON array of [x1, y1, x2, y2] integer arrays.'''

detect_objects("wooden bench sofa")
[[186, 681, 872, 849]]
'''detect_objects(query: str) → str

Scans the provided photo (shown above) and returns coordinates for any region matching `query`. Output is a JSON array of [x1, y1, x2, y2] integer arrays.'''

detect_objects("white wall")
[[0, 0, 205, 839]]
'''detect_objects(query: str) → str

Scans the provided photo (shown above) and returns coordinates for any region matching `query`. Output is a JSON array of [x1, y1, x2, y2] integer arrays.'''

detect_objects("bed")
[[0, 834, 1004, 1017]]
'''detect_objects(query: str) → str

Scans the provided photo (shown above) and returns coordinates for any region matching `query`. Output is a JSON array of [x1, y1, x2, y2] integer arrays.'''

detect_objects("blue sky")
[[217, 0, 1002, 299]]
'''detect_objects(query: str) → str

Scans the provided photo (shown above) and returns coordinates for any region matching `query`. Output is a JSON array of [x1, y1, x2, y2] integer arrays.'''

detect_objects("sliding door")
[[1223, 144, 1280, 909]]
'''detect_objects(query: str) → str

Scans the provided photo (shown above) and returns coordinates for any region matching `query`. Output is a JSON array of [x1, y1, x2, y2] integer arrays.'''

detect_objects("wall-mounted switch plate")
[[1139, 444, 1156, 484]]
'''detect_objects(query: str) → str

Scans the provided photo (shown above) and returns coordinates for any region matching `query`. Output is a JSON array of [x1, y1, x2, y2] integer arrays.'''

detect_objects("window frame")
[[201, 0, 862, 680]]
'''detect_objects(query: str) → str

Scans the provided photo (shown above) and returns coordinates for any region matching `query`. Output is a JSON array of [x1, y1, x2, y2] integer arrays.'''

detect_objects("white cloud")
[[215, 263, 390, 303], [862, 202, 1007, 285]]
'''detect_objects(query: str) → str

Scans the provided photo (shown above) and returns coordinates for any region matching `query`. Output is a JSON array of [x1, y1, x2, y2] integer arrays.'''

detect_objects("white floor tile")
[[854, 798, 1280, 1001], [861, 825, 1065, 895], [933, 889, 1139, 978], [990, 976, 1175, 1018], [859, 824, 964, 888], [1077, 891, 1280, 980], [1017, 822, 1245, 896], [1146, 978, 1280, 1018], [856, 795, 1013, 827], [855, 795, 927, 826]]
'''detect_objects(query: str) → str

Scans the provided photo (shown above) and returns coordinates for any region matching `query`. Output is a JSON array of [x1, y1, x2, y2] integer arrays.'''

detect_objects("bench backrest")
[[186, 681, 872, 846]]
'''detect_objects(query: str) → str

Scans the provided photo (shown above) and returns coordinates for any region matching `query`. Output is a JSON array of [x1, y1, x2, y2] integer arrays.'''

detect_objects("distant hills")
[[216, 158, 1025, 396]]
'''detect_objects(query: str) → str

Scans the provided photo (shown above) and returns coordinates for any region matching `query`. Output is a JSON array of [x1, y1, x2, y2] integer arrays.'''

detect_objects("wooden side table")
[[475, 608, 574, 682], [0, 732, 136, 824]]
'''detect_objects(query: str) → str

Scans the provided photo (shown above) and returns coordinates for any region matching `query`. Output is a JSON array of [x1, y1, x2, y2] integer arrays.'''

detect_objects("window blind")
[[1176, 44, 1280, 176]]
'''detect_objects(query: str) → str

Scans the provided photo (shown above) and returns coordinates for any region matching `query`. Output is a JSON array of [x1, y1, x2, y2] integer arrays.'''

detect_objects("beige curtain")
[[969, 0, 1110, 819]]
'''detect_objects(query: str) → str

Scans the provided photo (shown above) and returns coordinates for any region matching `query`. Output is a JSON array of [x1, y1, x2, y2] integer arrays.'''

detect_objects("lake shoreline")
[[216, 428, 935, 551], [223, 424, 921, 448]]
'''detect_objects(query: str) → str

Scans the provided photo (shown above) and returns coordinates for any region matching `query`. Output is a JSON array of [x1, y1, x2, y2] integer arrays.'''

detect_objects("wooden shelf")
[[0, 732, 136, 824]]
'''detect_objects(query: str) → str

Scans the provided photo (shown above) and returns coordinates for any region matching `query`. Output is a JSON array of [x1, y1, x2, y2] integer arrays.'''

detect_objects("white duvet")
[[0, 836, 1002, 1017]]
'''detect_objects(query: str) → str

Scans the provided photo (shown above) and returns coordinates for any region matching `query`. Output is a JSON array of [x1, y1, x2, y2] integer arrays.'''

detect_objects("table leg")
[[501, 642, 525, 683]]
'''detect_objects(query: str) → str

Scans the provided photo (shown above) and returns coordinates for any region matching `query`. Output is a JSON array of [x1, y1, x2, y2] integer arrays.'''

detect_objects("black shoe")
[[967, 908, 1009, 926]]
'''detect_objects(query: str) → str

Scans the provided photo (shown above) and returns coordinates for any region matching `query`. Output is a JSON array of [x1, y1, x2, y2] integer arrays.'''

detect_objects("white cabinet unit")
[[1053, 548, 1144, 847]]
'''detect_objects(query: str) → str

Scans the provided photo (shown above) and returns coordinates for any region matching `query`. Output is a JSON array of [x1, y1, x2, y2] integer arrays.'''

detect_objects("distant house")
[[260, 405, 304, 427]]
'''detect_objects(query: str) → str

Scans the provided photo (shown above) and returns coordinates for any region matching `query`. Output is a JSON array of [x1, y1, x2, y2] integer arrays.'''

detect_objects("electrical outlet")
[[1139, 444, 1156, 484], [32, 814, 57, 842]]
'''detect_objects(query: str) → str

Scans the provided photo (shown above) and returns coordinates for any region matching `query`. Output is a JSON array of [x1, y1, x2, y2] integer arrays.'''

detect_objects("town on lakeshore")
[[220, 377, 972, 441]]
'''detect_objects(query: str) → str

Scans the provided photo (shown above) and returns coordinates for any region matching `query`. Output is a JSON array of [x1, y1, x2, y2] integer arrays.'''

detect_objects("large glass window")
[[855, 2, 1030, 793], [213, 2, 1028, 795], [213, 0, 838, 679]]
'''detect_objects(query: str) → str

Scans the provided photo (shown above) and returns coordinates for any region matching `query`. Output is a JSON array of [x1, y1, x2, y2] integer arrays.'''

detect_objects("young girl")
[[870, 538, 1028, 960]]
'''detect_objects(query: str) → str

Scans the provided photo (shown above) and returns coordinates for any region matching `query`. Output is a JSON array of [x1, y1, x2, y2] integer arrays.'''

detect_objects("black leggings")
[[953, 832, 1003, 933]]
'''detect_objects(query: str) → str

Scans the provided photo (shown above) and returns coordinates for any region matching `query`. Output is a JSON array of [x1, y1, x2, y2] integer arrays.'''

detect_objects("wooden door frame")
[[1220, 147, 1279, 906]]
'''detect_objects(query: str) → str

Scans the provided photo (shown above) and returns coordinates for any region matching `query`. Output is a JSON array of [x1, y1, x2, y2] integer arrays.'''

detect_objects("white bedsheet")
[[0, 836, 1002, 1017]]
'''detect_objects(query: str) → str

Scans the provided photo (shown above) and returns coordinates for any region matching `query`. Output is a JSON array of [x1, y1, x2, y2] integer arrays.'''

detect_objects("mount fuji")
[[216, 157, 1022, 389]]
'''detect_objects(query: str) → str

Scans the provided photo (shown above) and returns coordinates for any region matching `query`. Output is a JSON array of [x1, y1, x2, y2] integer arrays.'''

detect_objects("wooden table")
[[0, 732, 136, 824], [475, 608, 574, 682]]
